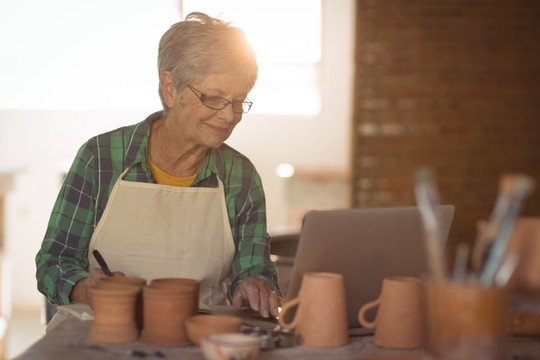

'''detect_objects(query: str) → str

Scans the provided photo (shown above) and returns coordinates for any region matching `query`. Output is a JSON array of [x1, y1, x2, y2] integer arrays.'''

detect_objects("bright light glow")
[[182, 0, 322, 116], [181, 0, 321, 63], [276, 163, 295, 178], [0, 0, 322, 116], [0, 0, 180, 111]]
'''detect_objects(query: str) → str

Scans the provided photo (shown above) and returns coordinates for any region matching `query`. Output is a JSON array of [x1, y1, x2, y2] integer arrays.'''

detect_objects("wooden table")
[[14, 305, 540, 360]]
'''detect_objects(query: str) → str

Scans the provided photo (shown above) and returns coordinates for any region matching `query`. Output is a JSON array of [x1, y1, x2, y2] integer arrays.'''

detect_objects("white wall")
[[0, 0, 355, 310]]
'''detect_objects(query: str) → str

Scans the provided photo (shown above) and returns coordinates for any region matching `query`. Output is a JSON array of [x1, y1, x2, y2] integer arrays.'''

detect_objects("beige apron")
[[88, 166, 235, 305]]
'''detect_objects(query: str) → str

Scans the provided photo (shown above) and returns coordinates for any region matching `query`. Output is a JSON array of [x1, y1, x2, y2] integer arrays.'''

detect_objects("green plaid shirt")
[[36, 111, 280, 305]]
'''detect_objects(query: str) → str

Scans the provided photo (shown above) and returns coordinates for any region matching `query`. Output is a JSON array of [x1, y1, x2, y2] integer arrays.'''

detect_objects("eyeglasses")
[[187, 85, 253, 114]]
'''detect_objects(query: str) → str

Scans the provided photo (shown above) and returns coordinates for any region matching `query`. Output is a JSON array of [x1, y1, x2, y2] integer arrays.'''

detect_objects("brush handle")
[[92, 250, 113, 276]]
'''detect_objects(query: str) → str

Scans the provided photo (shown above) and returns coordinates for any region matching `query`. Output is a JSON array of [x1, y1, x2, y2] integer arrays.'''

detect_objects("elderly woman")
[[35, 12, 281, 318]]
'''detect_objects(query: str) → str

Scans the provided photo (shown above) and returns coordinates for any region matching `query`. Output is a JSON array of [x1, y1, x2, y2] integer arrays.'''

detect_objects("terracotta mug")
[[278, 272, 348, 347], [150, 277, 200, 315], [96, 276, 147, 330], [88, 284, 141, 343], [425, 282, 509, 360], [140, 279, 200, 347], [358, 276, 424, 349]]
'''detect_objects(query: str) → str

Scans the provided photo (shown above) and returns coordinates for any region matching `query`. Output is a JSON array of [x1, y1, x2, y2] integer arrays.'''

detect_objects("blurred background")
[[0, 0, 539, 358]]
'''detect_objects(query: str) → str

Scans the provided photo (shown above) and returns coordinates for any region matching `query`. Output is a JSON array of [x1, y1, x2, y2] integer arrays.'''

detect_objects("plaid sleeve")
[[228, 168, 281, 296], [35, 141, 98, 305]]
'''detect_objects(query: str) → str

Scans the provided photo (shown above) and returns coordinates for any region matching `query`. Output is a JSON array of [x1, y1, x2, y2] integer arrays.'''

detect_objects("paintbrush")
[[92, 250, 113, 277], [414, 167, 447, 283], [479, 174, 535, 286]]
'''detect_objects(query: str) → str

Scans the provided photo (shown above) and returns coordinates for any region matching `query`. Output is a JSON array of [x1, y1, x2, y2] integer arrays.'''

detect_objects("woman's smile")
[[205, 122, 229, 134]]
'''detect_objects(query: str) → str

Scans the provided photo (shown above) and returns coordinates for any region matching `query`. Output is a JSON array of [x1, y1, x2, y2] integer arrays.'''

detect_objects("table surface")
[[14, 305, 540, 360]]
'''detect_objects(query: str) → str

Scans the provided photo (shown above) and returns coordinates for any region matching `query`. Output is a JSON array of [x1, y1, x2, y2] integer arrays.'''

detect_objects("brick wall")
[[351, 0, 540, 260]]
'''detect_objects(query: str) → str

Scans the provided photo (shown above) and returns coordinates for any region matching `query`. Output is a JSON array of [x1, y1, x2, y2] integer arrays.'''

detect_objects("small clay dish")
[[186, 315, 243, 346], [201, 333, 261, 360]]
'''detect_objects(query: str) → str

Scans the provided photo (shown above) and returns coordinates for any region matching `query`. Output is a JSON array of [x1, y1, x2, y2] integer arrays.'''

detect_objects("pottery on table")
[[278, 272, 348, 348], [150, 277, 200, 314], [140, 282, 199, 347], [96, 276, 146, 330], [426, 282, 509, 360], [88, 284, 141, 343], [185, 314, 243, 346], [358, 276, 424, 349], [97, 276, 147, 287], [200, 333, 261, 360]]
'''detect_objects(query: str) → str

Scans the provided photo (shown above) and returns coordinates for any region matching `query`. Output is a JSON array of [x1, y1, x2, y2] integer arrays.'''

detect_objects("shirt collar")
[[125, 111, 226, 184], [124, 111, 159, 178], [194, 146, 225, 185]]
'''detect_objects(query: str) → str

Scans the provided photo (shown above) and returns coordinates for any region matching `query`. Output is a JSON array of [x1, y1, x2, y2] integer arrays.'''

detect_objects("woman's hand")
[[232, 277, 280, 318], [70, 268, 125, 308]]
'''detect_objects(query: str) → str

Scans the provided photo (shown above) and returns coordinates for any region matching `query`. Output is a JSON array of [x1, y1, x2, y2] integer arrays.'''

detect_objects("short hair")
[[157, 12, 258, 110]]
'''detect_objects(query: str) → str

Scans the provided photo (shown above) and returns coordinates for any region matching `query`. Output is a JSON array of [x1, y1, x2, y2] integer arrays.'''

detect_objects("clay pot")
[[426, 282, 509, 359], [98, 276, 147, 287], [96, 276, 146, 330], [186, 315, 243, 346], [150, 277, 200, 314], [140, 284, 198, 347], [88, 284, 141, 343], [278, 272, 348, 347], [358, 276, 424, 349]]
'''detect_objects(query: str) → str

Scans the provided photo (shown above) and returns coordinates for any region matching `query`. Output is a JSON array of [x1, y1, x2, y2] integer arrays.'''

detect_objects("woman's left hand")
[[232, 277, 280, 318]]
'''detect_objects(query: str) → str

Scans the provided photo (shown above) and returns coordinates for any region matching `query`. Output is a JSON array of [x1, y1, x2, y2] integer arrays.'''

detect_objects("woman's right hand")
[[70, 268, 125, 308]]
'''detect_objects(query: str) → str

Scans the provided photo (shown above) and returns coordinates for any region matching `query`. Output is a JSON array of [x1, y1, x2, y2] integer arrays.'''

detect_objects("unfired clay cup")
[[150, 277, 200, 314], [425, 282, 510, 360], [358, 276, 424, 349], [88, 284, 141, 343], [278, 272, 348, 348], [140, 284, 198, 347]]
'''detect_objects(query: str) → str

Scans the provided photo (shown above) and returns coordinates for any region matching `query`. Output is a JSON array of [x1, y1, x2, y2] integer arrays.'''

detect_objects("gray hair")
[[157, 12, 258, 110]]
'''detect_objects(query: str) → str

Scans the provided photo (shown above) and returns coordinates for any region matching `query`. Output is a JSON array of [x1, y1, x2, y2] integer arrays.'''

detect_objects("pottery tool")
[[414, 167, 447, 282], [479, 174, 535, 286], [92, 250, 113, 276], [70, 342, 165, 358]]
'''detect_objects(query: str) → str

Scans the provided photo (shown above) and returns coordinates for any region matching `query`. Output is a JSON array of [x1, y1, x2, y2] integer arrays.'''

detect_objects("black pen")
[[92, 250, 113, 276]]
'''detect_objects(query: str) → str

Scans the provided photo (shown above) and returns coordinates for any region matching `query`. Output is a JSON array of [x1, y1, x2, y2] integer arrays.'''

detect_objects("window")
[[181, 0, 322, 116], [0, 0, 180, 111]]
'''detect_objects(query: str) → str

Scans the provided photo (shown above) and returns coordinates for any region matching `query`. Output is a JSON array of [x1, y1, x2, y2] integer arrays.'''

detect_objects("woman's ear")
[[160, 71, 177, 108]]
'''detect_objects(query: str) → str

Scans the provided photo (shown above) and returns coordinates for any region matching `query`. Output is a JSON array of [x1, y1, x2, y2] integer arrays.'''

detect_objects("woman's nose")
[[217, 103, 237, 123]]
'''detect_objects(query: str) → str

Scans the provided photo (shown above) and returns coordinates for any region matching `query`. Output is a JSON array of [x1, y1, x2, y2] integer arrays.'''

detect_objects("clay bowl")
[[186, 315, 243, 346], [201, 333, 261, 360]]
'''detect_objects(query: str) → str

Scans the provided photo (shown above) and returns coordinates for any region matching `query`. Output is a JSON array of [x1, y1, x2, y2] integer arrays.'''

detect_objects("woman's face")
[[168, 73, 250, 150]]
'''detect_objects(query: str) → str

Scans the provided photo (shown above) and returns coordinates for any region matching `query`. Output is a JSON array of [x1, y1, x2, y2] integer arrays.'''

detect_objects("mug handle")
[[278, 297, 301, 329], [357, 297, 381, 328]]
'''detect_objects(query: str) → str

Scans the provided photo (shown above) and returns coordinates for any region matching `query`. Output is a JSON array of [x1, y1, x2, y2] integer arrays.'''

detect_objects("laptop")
[[284, 205, 455, 328]]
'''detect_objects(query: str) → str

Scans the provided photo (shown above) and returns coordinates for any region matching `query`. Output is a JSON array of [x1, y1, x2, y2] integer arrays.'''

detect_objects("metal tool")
[[242, 324, 296, 350]]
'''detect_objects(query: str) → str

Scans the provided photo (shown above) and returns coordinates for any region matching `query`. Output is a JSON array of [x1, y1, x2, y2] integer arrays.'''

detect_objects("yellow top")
[[147, 157, 197, 187]]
